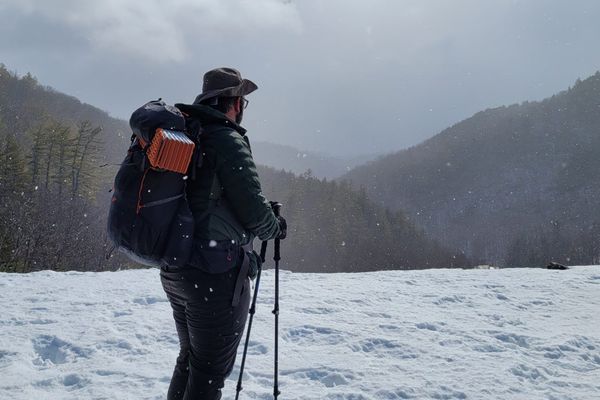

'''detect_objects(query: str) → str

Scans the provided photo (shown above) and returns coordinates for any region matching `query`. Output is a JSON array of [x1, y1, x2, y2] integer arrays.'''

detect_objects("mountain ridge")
[[343, 71, 600, 266]]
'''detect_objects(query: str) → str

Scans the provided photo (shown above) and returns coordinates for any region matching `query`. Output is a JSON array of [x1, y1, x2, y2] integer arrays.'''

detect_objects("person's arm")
[[214, 130, 281, 241]]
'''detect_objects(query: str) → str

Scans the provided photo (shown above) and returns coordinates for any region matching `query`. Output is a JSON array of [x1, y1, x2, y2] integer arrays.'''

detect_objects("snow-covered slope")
[[1, 266, 599, 399]]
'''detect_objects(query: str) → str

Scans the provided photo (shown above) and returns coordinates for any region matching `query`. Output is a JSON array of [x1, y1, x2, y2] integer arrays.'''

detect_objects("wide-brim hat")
[[192, 67, 258, 104]]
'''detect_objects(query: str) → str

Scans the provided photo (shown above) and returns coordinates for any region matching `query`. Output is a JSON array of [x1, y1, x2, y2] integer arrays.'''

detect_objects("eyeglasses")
[[241, 97, 249, 109]]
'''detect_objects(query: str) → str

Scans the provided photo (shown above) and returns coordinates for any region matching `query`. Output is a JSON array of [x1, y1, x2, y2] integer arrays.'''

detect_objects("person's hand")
[[276, 215, 287, 240], [269, 201, 282, 214]]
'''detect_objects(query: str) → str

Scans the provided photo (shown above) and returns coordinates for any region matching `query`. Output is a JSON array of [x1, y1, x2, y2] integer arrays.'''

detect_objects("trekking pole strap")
[[232, 243, 252, 307]]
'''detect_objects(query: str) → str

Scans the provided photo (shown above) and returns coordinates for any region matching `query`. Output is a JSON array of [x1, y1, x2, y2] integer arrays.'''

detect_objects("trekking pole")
[[271, 203, 282, 399], [235, 240, 268, 400]]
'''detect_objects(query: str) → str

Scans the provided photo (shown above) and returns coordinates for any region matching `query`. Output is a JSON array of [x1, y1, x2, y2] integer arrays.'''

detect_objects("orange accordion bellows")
[[139, 128, 195, 174]]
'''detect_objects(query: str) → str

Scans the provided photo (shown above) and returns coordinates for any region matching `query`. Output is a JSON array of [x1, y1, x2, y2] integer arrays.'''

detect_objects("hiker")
[[160, 67, 287, 400]]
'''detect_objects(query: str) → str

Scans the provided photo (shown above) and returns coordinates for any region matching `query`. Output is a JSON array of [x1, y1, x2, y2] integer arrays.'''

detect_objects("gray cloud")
[[1, 0, 301, 62], [1, 0, 600, 156]]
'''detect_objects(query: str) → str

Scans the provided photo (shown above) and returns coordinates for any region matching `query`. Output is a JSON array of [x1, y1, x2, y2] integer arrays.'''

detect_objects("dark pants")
[[160, 265, 251, 400]]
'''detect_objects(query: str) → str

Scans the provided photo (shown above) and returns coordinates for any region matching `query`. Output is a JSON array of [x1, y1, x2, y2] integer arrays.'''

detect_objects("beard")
[[235, 107, 244, 124]]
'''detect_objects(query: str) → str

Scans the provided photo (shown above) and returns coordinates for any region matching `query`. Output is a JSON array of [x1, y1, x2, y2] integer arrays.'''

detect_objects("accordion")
[[139, 128, 195, 174]]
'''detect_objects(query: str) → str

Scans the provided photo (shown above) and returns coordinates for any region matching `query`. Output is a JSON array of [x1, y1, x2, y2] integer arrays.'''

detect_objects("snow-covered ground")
[[1, 266, 599, 400]]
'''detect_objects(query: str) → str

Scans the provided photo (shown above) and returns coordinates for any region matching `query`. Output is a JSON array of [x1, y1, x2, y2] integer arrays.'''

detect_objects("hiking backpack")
[[107, 99, 197, 267]]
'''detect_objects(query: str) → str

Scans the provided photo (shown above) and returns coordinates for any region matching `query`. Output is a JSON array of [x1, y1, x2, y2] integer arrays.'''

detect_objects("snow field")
[[1, 266, 599, 399]]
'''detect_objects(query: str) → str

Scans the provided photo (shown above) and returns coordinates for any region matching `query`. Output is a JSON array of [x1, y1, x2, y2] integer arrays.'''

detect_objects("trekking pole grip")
[[271, 202, 282, 262], [271, 202, 282, 217]]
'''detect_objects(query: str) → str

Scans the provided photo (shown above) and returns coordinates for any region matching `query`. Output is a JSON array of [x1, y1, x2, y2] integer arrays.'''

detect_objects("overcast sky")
[[2, 0, 600, 156]]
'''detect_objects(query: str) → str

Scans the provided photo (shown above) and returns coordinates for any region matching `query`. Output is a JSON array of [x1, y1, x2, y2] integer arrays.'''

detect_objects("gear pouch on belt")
[[189, 239, 240, 274]]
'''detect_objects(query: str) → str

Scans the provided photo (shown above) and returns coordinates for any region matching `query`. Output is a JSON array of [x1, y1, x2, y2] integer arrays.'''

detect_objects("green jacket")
[[177, 104, 280, 246]]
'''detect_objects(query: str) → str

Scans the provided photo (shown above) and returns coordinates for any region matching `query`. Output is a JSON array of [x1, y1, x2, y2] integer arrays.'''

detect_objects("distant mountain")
[[251, 141, 376, 179], [343, 72, 600, 266]]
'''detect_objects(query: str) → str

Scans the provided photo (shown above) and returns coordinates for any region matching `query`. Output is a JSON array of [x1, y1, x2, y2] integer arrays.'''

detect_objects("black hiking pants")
[[160, 264, 251, 400]]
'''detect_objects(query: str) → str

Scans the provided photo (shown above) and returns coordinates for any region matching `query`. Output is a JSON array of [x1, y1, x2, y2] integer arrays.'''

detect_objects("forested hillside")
[[0, 64, 467, 272], [0, 64, 129, 271], [258, 167, 467, 271], [344, 72, 600, 267]]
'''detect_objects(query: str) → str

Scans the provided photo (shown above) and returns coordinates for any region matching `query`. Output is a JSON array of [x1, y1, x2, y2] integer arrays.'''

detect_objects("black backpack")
[[107, 100, 196, 267]]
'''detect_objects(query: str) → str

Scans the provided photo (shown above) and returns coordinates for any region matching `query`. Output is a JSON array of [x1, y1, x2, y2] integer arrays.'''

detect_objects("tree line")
[[0, 117, 117, 271], [506, 220, 600, 267]]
